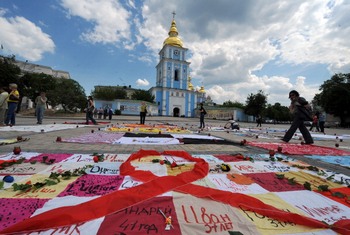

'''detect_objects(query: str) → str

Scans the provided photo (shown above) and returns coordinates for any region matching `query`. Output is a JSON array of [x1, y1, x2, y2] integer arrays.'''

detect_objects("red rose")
[[93, 156, 99, 163]]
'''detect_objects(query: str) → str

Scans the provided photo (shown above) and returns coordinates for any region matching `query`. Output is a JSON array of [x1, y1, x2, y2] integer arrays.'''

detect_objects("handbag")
[[298, 106, 313, 121]]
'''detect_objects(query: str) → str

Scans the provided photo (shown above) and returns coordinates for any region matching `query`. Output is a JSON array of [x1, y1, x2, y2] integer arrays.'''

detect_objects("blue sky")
[[1, 0, 349, 106]]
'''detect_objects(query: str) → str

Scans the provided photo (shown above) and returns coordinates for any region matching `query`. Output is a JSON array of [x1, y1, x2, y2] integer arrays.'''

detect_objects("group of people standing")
[[0, 83, 48, 126], [0, 85, 325, 149]]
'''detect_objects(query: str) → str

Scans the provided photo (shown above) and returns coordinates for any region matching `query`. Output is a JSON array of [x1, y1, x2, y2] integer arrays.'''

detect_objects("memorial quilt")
[[1, 150, 350, 234]]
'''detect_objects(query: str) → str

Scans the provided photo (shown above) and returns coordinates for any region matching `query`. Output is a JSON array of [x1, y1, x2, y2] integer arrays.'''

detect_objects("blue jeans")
[[36, 106, 45, 123], [5, 102, 18, 125]]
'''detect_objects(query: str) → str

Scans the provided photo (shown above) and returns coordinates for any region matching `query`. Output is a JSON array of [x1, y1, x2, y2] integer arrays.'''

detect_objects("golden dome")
[[163, 19, 183, 47], [188, 76, 194, 90], [199, 86, 205, 93], [188, 82, 194, 91]]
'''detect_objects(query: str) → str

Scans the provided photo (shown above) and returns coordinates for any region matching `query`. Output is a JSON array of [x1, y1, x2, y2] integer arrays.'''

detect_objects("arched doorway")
[[173, 107, 180, 117]]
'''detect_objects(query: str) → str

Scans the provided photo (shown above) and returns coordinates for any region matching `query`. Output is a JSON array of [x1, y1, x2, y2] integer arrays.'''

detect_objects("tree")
[[21, 73, 57, 102], [264, 103, 291, 122], [91, 86, 127, 100], [244, 90, 268, 117], [316, 73, 350, 126], [0, 56, 21, 86], [221, 100, 245, 109], [131, 89, 155, 103], [49, 79, 86, 112], [1, 56, 23, 112]]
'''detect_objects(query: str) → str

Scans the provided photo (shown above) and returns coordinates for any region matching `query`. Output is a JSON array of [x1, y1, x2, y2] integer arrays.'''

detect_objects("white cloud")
[[138, 0, 349, 105], [136, 78, 149, 86], [0, 7, 7, 16], [2, 0, 349, 107], [60, 0, 132, 47], [0, 16, 55, 61]]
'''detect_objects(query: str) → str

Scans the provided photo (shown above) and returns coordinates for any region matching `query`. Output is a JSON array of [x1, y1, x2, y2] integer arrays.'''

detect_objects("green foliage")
[[48, 78, 86, 112], [21, 73, 57, 101], [316, 73, 350, 126], [1, 57, 87, 112], [221, 100, 245, 109], [303, 182, 312, 191], [92, 86, 127, 100], [264, 103, 291, 122], [131, 89, 155, 103], [12, 183, 32, 191], [0, 56, 21, 87], [244, 90, 268, 117]]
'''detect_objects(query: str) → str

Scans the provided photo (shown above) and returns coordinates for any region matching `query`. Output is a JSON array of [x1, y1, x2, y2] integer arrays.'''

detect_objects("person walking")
[[86, 96, 97, 125], [199, 103, 206, 129], [5, 83, 20, 126], [309, 114, 320, 132], [256, 115, 262, 127], [319, 113, 326, 134], [0, 87, 9, 126], [35, 92, 47, 124], [281, 90, 313, 144], [140, 102, 147, 124]]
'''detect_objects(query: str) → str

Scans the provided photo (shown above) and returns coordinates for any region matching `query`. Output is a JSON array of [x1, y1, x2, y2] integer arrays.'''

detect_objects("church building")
[[150, 15, 202, 117]]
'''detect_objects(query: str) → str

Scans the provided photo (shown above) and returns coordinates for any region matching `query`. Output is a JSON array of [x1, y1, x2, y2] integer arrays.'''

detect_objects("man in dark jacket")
[[281, 90, 314, 144]]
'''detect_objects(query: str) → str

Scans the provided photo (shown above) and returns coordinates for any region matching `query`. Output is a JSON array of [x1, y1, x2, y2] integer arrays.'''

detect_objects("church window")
[[174, 69, 179, 81]]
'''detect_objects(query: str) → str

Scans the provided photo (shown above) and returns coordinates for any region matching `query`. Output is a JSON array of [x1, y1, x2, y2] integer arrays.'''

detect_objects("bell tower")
[[151, 13, 197, 117]]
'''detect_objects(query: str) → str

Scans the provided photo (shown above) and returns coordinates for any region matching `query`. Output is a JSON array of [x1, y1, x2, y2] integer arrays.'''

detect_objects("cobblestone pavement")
[[1, 114, 350, 176]]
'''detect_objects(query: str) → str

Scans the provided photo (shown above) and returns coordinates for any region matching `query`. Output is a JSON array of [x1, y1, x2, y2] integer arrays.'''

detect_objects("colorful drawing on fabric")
[[58, 174, 124, 197], [0, 124, 87, 132], [106, 123, 192, 134], [61, 132, 124, 144], [0, 150, 350, 234], [247, 141, 350, 155], [0, 137, 30, 146], [305, 155, 350, 167], [58, 131, 231, 145], [0, 198, 49, 231]]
